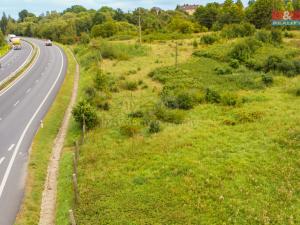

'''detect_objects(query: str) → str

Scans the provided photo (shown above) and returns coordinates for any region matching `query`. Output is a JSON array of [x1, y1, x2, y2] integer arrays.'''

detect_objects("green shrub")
[[245, 59, 264, 71], [229, 38, 261, 62], [221, 23, 256, 39], [176, 92, 194, 110], [201, 34, 219, 45], [284, 32, 294, 38], [120, 124, 140, 137], [293, 60, 300, 74], [264, 55, 297, 76], [214, 67, 232, 75], [262, 74, 273, 86], [79, 32, 90, 45], [97, 102, 110, 111], [154, 105, 185, 124], [94, 71, 109, 91], [148, 121, 161, 134], [229, 59, 240, 69], [84, 87, 97, 100], [221, 93, 239, 106], [296, 88, 300, 96], [192, 39, 198, 48], [121, 81, 138, 91], [271, 30, 283, 44], [255, 30, 271, 43], [72, 100, 98, 129], [128, 111, 144, 118], [205, 88, 221, 104], [161, 90, 196, 110]]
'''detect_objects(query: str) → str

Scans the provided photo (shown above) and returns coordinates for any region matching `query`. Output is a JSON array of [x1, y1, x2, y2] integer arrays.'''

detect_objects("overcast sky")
[[0, 0, 249, 18]]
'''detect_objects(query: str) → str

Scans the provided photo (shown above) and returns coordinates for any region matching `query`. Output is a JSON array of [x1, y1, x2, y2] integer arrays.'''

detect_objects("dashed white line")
[[35, 79, 39, 83], [26, 88, 31, 94], [14, 100, 20, 107], [8, 144, 15, 152], [0, 157, 4, 165]]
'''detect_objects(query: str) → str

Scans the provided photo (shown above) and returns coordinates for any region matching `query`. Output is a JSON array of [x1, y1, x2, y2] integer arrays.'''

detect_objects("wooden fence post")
[[73, 153, 77, 177], [73, 173, 79, 204], [69, 209, 76, 225]]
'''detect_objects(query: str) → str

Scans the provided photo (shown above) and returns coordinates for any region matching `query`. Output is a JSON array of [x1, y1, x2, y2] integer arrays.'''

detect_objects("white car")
[[45, 40, 52, 46]]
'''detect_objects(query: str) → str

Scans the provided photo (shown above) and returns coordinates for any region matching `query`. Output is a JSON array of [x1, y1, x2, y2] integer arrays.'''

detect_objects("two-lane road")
[[0, 38, 67, 225], [0, 41, 33, 83]]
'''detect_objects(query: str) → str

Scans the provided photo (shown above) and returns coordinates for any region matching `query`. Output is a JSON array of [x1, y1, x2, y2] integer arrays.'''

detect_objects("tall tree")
[[194, 3, 220, 29], [236, 0, 244, 9], [0, 13, 8, 34], [246, 0, 273, 28]]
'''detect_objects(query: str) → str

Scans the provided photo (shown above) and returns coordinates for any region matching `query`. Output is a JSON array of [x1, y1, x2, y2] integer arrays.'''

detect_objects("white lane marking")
[[8, 144, 15, 152], [14, 100, 20, 107], [0, 45, 65, 199], [26, 88, 31, 94], [0, 118, 2, 121], [0, 41, 38, 97], [35, 79, 39, 83], [0, 157, 5, 165]]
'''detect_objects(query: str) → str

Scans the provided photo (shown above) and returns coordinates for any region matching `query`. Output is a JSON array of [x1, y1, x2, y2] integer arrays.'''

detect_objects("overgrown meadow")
[[57, 25, 300, 225]]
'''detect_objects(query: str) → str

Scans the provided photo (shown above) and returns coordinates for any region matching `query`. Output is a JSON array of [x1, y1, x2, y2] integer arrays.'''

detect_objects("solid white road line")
[[8, 144, 15, 152], [0, 157, 5, 165], [0, 45, 65, 199]]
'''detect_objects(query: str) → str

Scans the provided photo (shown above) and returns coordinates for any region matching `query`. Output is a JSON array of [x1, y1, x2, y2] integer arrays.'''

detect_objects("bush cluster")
[[154, 104, 185, 124], [148, 121, 161, 134], [262, 74, 273, 86], [221, 23, 256, 39], [229, 38, 261, 62], [214, 67, 232, 75], [264, 55, 300, 77], [205, 88, 221, 104], [161, 90, 198, 110], [72, 100, 98, 129], [255, 30, 282, 44], [201, 34, 219, 45], [120, 124, 140, 137], [121, 81, 138, 91]]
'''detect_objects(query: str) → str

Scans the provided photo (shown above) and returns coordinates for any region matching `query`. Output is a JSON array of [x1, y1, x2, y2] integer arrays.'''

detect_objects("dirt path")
[[38, 49, 79, 225]]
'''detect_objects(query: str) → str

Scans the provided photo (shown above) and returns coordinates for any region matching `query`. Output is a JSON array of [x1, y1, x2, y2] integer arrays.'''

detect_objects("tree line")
[[0, 0, 299, 45]]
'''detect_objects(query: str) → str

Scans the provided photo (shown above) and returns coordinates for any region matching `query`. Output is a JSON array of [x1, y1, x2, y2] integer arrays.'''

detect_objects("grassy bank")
[[0, 45, 9, 57], [56, 33, 300, 224], [15, 45, 76, 225]]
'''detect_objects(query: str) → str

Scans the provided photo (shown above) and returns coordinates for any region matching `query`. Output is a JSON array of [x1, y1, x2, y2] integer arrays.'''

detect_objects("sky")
[[0, 0, 249, 18]]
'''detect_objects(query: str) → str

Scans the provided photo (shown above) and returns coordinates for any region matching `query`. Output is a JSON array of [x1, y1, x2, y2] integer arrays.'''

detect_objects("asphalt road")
[[0, 38, 67, 225], [0, 41, 33, 83]]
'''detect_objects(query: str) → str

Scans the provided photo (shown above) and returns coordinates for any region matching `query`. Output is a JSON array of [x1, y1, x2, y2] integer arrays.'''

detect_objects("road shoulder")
[[15, 45, 77, 225]]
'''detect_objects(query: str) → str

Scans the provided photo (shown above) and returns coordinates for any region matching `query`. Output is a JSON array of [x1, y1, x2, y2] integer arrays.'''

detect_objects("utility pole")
[[138, 8, 142, 45]]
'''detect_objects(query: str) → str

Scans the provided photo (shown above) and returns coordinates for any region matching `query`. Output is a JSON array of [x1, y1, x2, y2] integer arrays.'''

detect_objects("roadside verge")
[[15, 45, 77, 225]]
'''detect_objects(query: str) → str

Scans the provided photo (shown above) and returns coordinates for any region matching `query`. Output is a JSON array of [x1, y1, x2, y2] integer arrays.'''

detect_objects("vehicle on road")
[[45, 40, 52, 46], [12, 38, 22, 50], [8, 34, 16, 42]]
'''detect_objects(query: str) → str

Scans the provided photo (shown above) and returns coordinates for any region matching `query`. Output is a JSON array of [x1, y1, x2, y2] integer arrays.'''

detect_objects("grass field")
[[56, 34, 300, 224], [15, 45, 76, 225]]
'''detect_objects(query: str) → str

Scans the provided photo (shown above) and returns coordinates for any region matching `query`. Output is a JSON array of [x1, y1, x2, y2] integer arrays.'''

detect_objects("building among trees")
[[178, 4, 199, 15]]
